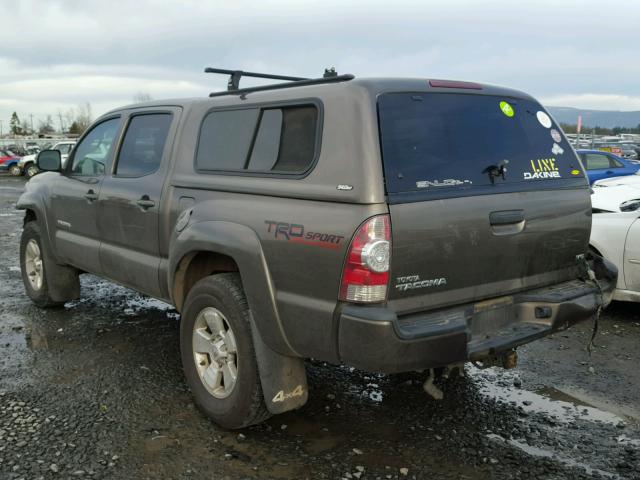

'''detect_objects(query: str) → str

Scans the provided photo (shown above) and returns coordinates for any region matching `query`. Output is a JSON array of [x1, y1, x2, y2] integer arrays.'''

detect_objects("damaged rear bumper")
[[337, 255, 617, 374]]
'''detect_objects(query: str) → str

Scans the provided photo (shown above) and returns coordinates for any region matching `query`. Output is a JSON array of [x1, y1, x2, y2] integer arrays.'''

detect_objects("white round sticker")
[[536, 111, 552, 129]]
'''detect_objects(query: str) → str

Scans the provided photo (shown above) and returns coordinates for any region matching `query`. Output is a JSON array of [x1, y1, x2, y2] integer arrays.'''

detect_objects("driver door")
[[50, 117, 122, 273]]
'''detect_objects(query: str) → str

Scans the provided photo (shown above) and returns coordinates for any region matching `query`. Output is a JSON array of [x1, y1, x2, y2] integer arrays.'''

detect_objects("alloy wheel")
[[192, 307, 238, 399]]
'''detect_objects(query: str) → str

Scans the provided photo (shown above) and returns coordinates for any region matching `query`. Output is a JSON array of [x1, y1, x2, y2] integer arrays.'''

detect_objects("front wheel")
[[25, 163, 39, 178], [20, 222, 65, 307], [8, 164, 22, 176], [180, 273, 271, 429]]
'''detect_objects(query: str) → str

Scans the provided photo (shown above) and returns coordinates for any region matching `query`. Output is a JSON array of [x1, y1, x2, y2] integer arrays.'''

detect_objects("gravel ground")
[[0, 173, 638, 480]]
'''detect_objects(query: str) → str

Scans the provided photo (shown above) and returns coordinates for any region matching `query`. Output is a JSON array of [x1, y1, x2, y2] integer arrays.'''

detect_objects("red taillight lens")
[[339, 215, 391, 303]]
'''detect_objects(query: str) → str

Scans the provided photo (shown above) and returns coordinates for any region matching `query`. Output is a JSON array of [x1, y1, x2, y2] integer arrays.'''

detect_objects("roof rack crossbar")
[[204, 67, 309, 91], [204, 67, 354, 97]]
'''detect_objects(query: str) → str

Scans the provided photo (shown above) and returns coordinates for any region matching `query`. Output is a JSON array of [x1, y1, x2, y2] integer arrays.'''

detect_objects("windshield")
[[378, 93, 586, 196]]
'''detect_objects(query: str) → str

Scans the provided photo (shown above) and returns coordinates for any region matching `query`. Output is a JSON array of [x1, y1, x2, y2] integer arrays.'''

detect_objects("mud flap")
[[38, 222, 80, 303], [45, 260, 81, 303], [249, 318, 308, 415]]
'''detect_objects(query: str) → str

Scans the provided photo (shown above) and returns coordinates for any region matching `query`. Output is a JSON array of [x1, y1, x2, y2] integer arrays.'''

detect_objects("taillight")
[[339, 215, 391, 303]]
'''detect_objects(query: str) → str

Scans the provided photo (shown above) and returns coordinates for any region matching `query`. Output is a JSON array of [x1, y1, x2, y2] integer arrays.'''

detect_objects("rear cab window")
[[195, 104, 318, 175], [377, 93, 586, 201]]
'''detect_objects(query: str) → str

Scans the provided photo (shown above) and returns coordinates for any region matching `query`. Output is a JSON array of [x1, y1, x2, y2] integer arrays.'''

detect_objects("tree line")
[[7, 103, 93, 137], [560, 123, 640, 135], [5, 93, 153, 137]]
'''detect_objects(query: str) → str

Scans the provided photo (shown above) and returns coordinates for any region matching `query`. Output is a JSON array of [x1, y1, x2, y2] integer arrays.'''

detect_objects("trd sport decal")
[[265, 221, 344, 249]]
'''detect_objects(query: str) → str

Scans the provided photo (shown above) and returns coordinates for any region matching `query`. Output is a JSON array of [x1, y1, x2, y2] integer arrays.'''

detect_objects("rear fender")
[[169, 220, 308, 413]]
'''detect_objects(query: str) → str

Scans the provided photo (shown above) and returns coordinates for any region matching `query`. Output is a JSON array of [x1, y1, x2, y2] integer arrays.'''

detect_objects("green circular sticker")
[[499, 101, 514, 117]]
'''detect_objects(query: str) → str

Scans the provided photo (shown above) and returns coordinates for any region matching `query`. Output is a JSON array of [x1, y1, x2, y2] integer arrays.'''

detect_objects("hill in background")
[[547, 106, 640, 129]]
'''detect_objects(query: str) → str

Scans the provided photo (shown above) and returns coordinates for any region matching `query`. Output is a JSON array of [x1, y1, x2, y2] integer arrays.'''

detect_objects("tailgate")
[[377, 91, 591, 314], [388, 189, 590, 313]]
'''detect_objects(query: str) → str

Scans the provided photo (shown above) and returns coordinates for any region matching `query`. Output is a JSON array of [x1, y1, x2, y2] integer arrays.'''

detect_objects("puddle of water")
[[283, 415, 347, 454], [487, 434, 621, 479], [124, 296, 171, 315], [616, 434, 640, 447], [469, 367, 625, 426], [361, 383, 384, 403], [65, 278, 177, 321]]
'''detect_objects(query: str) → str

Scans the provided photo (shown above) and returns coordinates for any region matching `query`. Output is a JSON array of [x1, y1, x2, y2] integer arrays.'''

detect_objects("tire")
[[180, 273, 271, 429], [8, 164, 22, 176], [25, 163, 38, 178], [20, 222, 66, 308]]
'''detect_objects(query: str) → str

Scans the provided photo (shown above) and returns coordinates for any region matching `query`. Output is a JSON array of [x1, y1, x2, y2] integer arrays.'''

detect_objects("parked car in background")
[[593, 170, 640, 188], [619, 144, 639, 161], [4, 145, 28, 156], [576, 149, 639, 184], [591, 211, 640, 302], [591, 184, 640, 213], [18, 141, 76, 177], [0, 150, 21, 175], [593, 143, 624, 157]]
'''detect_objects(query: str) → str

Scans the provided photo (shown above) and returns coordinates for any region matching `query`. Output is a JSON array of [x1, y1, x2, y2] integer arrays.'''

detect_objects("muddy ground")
[[0, 173, 638, 480]]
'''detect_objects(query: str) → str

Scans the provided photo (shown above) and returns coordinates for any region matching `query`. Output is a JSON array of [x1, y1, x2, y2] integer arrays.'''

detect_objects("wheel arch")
[[168, 220, 298, 357], [588, 243, 604, 258], [17, 187, 61, 265], [23, 208, 37, 226], [172, 250, 239, 313]]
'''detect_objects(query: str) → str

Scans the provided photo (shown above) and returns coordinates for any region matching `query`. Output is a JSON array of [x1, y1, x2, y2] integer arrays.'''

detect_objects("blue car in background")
[[576, 149, 640, 184]]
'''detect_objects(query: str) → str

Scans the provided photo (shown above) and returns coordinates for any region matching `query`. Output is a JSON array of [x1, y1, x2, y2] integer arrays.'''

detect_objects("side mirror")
[[37, 150, 61, 172]]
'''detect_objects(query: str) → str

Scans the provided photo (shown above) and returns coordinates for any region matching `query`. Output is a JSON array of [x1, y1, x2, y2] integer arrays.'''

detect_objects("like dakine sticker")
[[524, 158, 561, 180]]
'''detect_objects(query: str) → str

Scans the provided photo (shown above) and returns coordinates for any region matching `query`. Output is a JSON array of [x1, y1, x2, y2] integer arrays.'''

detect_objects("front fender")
[[16, 180, 59, 263], [168, 220, 299, 358]]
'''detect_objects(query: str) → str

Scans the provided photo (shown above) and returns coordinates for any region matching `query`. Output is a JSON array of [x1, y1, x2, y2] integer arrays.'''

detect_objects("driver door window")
[[70, 118, 120, 176]]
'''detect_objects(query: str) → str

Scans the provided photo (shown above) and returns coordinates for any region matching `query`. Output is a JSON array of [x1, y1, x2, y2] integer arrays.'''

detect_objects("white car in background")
[[591, 211, 640, 302], [591, 184, 640, 213], [593, 170, 640, 188], [18, 141, 76, 177]]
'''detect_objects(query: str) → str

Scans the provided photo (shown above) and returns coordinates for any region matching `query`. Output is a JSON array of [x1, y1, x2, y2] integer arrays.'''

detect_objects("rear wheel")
[[8, 164, 22, 176], [180, 273, 271, 429], [25, 163, 38, 178]]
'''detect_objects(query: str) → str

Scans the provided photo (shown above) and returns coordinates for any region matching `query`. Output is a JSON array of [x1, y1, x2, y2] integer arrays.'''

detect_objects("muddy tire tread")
[[20, 221, 65, 308], [181, 273, 271, 429]]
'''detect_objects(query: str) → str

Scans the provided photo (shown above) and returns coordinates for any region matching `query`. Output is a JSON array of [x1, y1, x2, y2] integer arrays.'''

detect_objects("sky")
[[1, 0, 640, 130]]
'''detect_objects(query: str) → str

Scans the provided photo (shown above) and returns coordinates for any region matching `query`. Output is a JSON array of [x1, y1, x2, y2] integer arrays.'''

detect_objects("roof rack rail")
[[205, 67, 355, 98]]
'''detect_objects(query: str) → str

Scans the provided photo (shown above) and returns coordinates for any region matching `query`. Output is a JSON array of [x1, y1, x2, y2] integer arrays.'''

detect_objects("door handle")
[[489, 210, 525, 226], [85, 190, 98, 202], [136, 195, 155, 210], [489, 210, 525, 236], [605, 170, 614, 174]]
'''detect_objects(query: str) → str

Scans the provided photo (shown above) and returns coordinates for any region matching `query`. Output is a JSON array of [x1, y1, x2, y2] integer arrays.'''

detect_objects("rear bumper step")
[[337, 258, 616, 373]]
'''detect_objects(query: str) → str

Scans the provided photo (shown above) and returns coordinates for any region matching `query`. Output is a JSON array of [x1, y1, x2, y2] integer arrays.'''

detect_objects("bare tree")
[[38, 116, 55, 135], [68, 102, 93, 135]]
